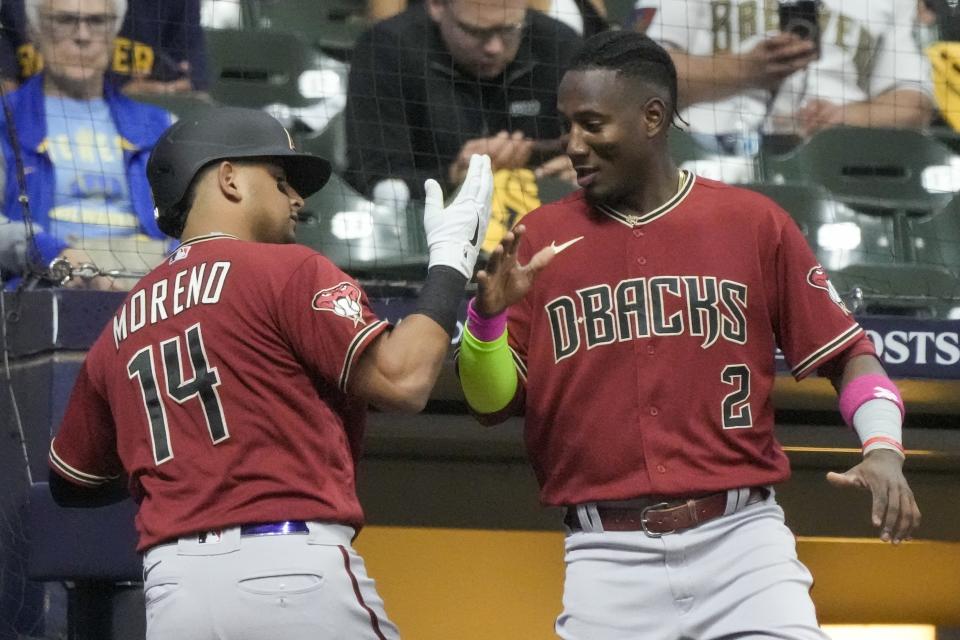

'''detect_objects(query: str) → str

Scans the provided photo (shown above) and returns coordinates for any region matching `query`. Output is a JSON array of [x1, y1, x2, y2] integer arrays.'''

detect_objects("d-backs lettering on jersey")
[[50, 235, 389, 550], [506, 173, 872, 506], [545, 275, 748, 362]]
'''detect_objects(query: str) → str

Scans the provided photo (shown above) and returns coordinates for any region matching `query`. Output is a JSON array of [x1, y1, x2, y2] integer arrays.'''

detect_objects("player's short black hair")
[[568, 30, 679, 118]]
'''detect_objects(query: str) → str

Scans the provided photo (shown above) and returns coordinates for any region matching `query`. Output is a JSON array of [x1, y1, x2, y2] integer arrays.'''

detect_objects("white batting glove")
[[423, 154, 493, 279]]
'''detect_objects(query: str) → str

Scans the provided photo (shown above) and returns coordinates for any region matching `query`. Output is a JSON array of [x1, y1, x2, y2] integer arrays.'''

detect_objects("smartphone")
[[778, 0, 821, 56]]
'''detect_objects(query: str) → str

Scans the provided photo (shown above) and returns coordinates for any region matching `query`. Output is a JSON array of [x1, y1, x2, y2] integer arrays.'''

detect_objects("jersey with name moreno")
[[507, 172, 874, 506], [49, 235, 389, 550]]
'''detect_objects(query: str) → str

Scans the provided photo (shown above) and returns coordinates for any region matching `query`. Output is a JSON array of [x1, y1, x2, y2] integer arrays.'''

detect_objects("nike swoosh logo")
[[550, 235, 584, 255]]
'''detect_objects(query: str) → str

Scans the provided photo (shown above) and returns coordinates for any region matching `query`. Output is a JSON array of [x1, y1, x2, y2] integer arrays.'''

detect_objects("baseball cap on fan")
[[147, 106, 331, 219]]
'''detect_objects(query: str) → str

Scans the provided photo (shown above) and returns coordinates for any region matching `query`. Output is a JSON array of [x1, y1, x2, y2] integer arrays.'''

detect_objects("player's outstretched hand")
[[826, 449, 921, 544], [475, 224, 554, 317], [424, 154, 494, 279]]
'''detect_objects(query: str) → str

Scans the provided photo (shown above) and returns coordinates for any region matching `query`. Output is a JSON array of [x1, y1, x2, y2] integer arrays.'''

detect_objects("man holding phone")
[[633, 0, 933, 151]]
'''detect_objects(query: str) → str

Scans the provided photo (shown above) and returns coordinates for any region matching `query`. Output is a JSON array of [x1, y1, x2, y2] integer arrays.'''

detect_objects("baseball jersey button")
[[632, 229, 642, 238], [637, 257, 646, 265], [646, 345, 655, 355], [656, 464, 666, 473], [649, 407, 658, 416]]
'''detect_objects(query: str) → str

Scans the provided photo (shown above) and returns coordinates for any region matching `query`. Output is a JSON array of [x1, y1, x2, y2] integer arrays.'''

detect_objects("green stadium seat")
[[205, 28, 322, 108], [743, 183, 899, 267], [830, 263, 960, 318], [668, 128, 713, 165], [536, 174, 578, 204], [910, 196, 960, 274], [296, 173, 428, 278], [250, 0, 368, 56], [299, 110, 347, 173], [669, 128, 758, 183], [125, 93, 217, 123], [761, 127, 957, 216]]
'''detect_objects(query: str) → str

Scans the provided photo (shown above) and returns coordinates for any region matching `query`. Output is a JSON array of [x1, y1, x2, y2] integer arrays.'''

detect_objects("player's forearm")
[[350, 314, 451, 412], [670, 50, 758, 109], [835, 353, 887, 389], [839, 89, 934, 129]]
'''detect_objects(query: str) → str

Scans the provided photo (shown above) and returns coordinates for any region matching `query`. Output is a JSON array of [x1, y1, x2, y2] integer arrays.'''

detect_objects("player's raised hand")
[[475, 224, 555, 316], [826, 449, 921, 544], [423, 154, 494, 279]]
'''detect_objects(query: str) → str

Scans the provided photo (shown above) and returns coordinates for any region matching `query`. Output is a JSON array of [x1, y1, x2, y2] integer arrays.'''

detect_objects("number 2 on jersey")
[[127, 323, 229, 464], [721, 364, 753, 429]]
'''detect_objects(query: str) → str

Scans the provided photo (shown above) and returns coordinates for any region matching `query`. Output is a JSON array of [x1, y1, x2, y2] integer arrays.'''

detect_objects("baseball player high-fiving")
[[457, 31, 920, 640], [48, 107, 493, 640]]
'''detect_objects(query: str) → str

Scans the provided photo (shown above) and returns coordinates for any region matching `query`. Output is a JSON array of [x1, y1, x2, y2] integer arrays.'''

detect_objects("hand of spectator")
[[534, 154, 577, 185], [0, 78, 18, 94], [741, 33, 818, 92], [449, 131, 534, 186], [122, 61, 194, 95], [56, 248, 122, 291], [797, 98, 844, 137]]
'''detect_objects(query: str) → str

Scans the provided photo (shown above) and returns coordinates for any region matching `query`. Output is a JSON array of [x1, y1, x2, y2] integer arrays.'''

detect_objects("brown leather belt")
[[564, 487, 768, 537]]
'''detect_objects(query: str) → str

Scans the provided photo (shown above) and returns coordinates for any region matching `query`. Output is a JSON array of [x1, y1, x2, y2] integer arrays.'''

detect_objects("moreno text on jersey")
[[112, 261, 232, 349]]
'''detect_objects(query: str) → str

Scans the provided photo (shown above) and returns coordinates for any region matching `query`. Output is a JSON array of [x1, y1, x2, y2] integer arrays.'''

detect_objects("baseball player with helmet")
[[457, 31, 920, 639], [47, 106, 493, 640]]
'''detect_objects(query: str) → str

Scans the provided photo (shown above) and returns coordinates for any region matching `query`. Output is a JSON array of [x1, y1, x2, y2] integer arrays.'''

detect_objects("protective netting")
[[1, 0, 959, 637]]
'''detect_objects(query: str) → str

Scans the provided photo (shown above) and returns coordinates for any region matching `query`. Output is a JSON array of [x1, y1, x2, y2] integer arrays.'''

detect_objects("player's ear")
[[216, 160, 243, 203], [643, 97, 669, 138]]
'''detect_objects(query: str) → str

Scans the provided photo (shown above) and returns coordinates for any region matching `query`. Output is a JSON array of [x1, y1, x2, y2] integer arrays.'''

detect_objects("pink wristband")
[[466, 297, 507, 342], [839, 374, 905, 426]]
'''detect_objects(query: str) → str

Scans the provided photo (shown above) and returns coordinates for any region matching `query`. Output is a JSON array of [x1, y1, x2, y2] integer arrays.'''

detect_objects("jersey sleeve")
[[772, 214, 865, 380], [49, 355, 123, 487], [276, 254, 390, 393]]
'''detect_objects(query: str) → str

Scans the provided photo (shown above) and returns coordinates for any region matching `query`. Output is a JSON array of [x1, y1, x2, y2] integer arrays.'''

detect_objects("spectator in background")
[[345, 0, 582, 203], [367, 0, 609, 38], [0, 0, 172, 289], [0, 0, 208, 95], [634, 0, 934, 155]]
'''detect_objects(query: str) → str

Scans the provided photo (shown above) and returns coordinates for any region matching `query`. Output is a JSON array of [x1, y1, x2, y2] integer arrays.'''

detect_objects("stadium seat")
[[669, 128, 758, 183], [300, 110, 347, 173], [296, 173, 428, 278], [910, 195, 960, 274], [743, 183, 899, 268], [250, 0, 368, 56], [669, 128, 713, 165], [205, 28, 323, 108], [830, 263, 960, 318], [761, 127, 958, 216], [536, 174, 578, 204], [125, 93, 216, 123]]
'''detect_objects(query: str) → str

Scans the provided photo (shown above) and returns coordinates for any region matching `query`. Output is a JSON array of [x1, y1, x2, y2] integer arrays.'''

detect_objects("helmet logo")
[[312, 282, 366, 326]]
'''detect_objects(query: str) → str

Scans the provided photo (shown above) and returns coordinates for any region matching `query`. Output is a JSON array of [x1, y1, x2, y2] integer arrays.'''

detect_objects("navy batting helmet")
[[148, 107, 332, 238]]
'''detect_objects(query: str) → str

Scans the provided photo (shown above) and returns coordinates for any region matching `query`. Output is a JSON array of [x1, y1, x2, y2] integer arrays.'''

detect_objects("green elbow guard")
[[458, 327, 518, 414]]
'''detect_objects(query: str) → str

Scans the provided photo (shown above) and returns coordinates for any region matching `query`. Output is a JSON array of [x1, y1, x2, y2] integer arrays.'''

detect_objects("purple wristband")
[[466, 298, 507, 342]]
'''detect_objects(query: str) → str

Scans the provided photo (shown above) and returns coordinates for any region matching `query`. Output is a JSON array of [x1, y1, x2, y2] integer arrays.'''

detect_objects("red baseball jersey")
[[49, 234, 390, 550], [507, 172, 875, 506]]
